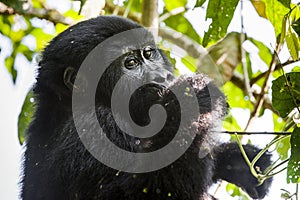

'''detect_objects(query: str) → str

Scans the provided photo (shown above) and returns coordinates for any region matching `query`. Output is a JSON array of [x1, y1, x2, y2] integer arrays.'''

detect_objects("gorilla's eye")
[[143, 46, 153, 59], [125, 57, 138, 69]]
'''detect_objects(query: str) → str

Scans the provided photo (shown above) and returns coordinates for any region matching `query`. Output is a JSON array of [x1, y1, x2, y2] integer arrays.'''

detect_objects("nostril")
[[153, 77, 166, 83], [166, 73, 174, 81]]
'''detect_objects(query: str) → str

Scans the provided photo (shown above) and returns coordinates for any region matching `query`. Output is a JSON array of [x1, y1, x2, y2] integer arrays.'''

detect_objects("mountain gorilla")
[[21, 16, 272, 200]]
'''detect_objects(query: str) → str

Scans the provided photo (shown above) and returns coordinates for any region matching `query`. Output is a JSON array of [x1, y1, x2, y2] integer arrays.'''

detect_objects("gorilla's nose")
[[146, 70, 174, 87]]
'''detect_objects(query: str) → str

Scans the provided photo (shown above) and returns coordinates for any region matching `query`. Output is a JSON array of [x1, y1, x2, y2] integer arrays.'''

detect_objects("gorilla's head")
[[34, 15, 227, 153], [35, 16, 174, 110]]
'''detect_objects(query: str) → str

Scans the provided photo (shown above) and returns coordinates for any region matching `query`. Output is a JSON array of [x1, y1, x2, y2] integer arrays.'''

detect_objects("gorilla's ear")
[[63, 67, 88, 92], [64, 67, 76, 90]]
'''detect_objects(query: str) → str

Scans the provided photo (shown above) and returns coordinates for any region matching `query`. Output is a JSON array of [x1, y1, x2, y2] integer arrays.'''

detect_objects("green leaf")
[[292, 66, 300, 72], [5, 57, 17, 82], [222, 82, 253, 109], [63, 9, 84, 20], [226, 183, 250, 199], [290, 4, 300, 22], [18, 90, 35, 144], [272, 72, 300, 118], [252, 0, 289, 36], [278, 0, 291, 8], [251, 0, 267, 18], [181, 55, 197, 72], [194, 0, 206, 7], [30, 28, 54, 51], [287, 127, 300, 183], [223, 113, 242, 131], [286, 26, 300, 60], [17, 44, 34, 60], [248, 38, 272, 66], [203, 0, 239, 47], [163, 0, 187, 12], [1, 0, 23, 11], [280, 15, 288, 45], [276, 135, 290, 160], [292, 17, 300, 37], [273, 113, 285, 132], [164, 14, 201, 43], [198, 32, 242, 84], [127, 0, 142, 13], [32, 0, 44, 9]]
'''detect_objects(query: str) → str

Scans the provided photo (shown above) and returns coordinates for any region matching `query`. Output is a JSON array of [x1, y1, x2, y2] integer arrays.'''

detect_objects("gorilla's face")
[[95, 37, 174, 108], [118, 46, 174, 86]]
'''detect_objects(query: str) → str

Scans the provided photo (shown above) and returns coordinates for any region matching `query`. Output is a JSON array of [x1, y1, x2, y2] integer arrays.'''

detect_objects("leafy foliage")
[[287, 127, 300, 183], [203, 0, 239, 47], [1, 0, 300, 198], [18, 91, 34, 144], [272, 72, 300, 118]]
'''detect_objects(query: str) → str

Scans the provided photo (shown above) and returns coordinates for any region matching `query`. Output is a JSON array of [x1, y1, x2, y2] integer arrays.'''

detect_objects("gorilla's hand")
[[213, 143, 272, 199]]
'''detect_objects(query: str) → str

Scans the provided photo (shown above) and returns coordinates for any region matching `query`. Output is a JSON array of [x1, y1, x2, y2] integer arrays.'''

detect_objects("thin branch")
[[0, 2, 73, 25], [240, 0, 254, 103], [159, 6, 186, 22], [250, 59, 297, 85], [159, 27, 206, 57], [104, 1, 141, 22], [231, 73, 279, 115], [244, 44, 282, 131], [265, 158, 289, 176], [218, 131, 291, 135]]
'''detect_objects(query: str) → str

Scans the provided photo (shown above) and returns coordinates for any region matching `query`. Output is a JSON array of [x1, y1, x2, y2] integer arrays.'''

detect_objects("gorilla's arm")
[[212, 143, 272, 199]]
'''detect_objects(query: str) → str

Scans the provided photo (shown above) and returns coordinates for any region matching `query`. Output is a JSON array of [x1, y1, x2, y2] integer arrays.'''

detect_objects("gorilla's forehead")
[[97, 28, 157, 62], [106, 29, 156, 54]]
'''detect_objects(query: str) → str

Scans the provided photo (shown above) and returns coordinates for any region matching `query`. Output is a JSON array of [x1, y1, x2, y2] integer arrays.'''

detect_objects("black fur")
[[21, 16, 272, 200]]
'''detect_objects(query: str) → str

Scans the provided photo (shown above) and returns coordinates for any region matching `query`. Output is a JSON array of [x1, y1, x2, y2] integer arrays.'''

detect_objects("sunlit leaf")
[[273, 113, 285, 132], [223, 113, 242, 131], [163, 0, 187, 12], [248, 38, 272, 66], [290, 4, 300, 22], [226, 183, 250, 199], [280, 15, 288, 45], [5, 57, 17, 82], [55, 23, 69, 34], [286, 26, 300, 60], [30, 28, 54, 50], [164, 14, 201, 43], [292, 18, 300, 36], [32, 0, 44, 9], [287, 127, 300, 183], [10, 29, 26, 42], [252, 0, 289, 36], [272, 72, 300, 118], [194, 0, 206, 8], [203, 0, 239, 47], [222, 82, 253, 109], [63, 9, 84, 20], [16, 44, 34, 61], [251, 0, 267, 18], [278, 0, 291, 8], [181, 55, 197, 72], [292, 66, 300, 72], [123, 0, 142, 13], [276, 135, 290, 160], [18, 90, 35, 144]]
